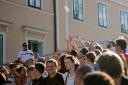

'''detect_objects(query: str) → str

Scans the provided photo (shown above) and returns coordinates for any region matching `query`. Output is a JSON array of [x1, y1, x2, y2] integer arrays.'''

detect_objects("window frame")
[[0, 32, 6, 65], [73, 0, 84, 21], [28, 0, 41, 9], [120, 11, 128, 34], [26, 37, 45, 57], [98, 3, 108, 28]]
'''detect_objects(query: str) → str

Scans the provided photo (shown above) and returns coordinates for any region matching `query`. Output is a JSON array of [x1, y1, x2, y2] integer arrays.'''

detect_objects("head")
[[80, 47, 89, 56], [107, 40, 115, 49], [93, 49, 102, 56], [64, 55, 77, 71], [9, 63, 17, 73], [70, 49, 78, 57], [75, 64, 92, 85], [115, 38, 127, 53], [22, 42, 28, 51], [84, 41, 90, 48], [17, 66, 27, 77], [78, 53, 88, 64], [34, 62, 45, 76], [97, 51, 124, 78], [94, 45, 103, 52], [46, 59, 58, 76], [27, 65, 35, 77], [37, 57, 45, 63], [84, 72, 115, 85], [85, 52, 96, 65], [26, 57, 34, 66]]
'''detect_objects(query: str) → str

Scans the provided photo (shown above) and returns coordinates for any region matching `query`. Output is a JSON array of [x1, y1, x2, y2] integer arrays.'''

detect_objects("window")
[[120, 11, 128, 34], [98, 3, 107, 27], [28, 40, 44, 57], [73, 0, 84, 21], [0, 34, 3, 65], [28, 0, 41, 9]]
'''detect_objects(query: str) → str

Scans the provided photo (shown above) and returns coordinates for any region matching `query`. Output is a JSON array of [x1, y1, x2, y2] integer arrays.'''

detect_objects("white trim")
[[1, 0, 53, 16], [56, 0, 60, 48], [0, 32, 6, 64], [23, 26, 49, 35], [26, 37, 46, 56]]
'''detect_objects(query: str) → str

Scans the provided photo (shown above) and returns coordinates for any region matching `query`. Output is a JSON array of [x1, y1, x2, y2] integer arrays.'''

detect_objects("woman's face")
[[64, 58, 74, 70]]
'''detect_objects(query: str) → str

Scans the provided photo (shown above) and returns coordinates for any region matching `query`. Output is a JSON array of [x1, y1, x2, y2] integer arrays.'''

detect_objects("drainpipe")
[[53, 0, 57, 52]]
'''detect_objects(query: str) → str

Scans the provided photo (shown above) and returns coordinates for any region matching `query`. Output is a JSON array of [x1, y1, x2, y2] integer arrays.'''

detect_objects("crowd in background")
[[0, 34, 128, 85]]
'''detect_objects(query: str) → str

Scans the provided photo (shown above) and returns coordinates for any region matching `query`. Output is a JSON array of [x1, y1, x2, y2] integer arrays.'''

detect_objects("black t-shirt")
[[45, 72, 64, 85], [120, 75, 128, 85], [32, 75, 46, 85]]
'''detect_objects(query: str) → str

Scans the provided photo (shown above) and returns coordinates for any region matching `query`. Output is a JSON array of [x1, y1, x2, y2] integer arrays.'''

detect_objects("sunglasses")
[[23, 44, 28, 46]]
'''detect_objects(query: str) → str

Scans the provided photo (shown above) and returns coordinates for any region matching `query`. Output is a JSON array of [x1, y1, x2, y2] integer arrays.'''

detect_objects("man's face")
[[22, 43, 28, 50], [46, 62, 57, 75], [115, 44, 120, 53]]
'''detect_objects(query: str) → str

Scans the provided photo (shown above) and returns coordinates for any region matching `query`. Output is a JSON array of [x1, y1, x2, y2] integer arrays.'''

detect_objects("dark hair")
[[70, 49, 78, 57], [109, 40, 115, 46], [94, 45, 103, 52], [84, 72, 114, 85], [59, 54, 67, 73], [65, 55, 79, 70], [93, 49, 102, 56], [76, 64, 92, 77], [86, 52, 96, 63], [35, 62, 45, 74], [37, 58, 45, 63], [116, 38, 127, 50], [80, 47, 89, 55], [9, 63, 17, 70], [22, 42, 28, 46]]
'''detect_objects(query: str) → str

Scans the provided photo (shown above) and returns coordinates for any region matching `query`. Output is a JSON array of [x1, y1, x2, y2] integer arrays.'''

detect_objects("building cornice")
[[0, 19, 12, 26], [22, 25, 49, 35]]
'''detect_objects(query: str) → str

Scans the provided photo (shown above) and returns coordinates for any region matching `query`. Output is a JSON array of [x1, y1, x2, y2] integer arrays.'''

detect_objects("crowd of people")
[[0, 34, 128, 85]]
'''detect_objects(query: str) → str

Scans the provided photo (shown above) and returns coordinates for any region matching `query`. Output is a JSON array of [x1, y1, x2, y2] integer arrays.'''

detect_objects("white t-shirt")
[[63, 72, 75, 85], [18, 50, 33, 62]]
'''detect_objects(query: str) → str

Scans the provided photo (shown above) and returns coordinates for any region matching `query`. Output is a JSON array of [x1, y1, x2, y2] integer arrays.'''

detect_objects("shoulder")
[[28, 50, 33, 53], [57, 72, 63, 76], [18, 51, 24, 54], [121, 75, 128, 84], [56, 72, 64, 78], [62, 72, 68, 80]]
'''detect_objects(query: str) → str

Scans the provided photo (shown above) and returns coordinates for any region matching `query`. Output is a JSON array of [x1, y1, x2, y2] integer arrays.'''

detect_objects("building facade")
[[0, 0, 54, 64], [0, 0, 128, 64], [57, 0, 128, 49]]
